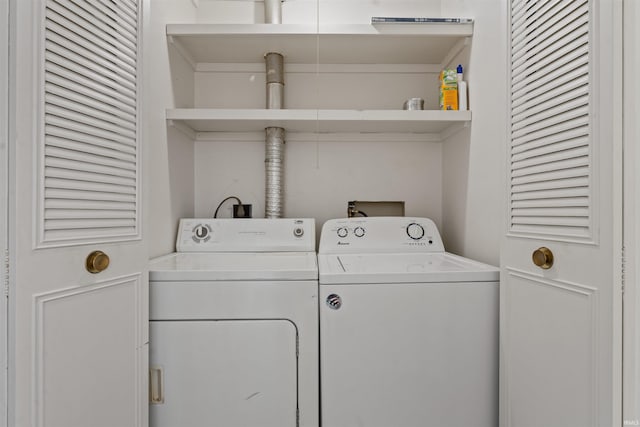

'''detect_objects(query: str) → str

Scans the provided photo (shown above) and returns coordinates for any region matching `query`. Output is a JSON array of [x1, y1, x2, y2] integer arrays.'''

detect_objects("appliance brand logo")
[[337, 241, 350, 245], [326, 294, 342, 309]]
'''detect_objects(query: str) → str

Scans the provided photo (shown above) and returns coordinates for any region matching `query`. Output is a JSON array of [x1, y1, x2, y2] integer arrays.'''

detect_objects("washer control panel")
[[177, 218, 315, 252], [319, 217, 444, 254], [405, 222, 424, 240]]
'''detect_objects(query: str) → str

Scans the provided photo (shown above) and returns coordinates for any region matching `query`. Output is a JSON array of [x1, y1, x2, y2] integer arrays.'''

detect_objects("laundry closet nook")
[[144, 1, 508, 425], [146, 0, 506, 267], [3, 0, 635, 426]]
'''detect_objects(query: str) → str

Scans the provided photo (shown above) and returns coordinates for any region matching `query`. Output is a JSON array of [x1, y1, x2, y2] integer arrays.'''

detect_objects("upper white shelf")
[[166, 23, 473, 65], [166, 108, 471, 135]]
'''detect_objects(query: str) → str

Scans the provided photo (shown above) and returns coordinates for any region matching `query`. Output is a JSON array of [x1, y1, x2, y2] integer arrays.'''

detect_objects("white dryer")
[[318, 217, 499, 427], [149, 218, 318, 427]]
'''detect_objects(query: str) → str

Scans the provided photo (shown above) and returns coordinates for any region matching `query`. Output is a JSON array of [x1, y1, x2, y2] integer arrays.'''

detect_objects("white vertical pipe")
[[265, 52, 284, 109], [264, 0, 282, 24]]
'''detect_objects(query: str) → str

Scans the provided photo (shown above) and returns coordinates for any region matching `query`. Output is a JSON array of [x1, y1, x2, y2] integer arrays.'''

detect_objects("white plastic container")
[[457, 64, 468, 111]]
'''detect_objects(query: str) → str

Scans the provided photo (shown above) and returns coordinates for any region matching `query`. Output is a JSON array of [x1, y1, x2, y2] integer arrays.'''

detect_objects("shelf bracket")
[[439, 120, 470, 141], [167, 119, 198, 141], [167, 35, 197, 71], [441, 36, 471, 70]]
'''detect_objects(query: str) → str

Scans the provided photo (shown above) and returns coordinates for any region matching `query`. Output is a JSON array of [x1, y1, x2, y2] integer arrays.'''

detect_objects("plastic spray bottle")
[[456, 64, 468, 111]]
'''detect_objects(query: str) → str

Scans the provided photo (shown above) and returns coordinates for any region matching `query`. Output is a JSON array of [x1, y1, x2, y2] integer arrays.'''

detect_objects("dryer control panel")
[[177, 218, 315, 252], [319, 217, 445, 254]]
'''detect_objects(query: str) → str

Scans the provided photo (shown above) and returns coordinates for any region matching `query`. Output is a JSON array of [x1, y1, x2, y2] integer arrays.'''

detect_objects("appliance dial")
[[406, 223, 425, 240], [192, 224, 212, 242], [293, 227, 304, 237], [337, 227, 348, 238], [354, 226, 365, 237]]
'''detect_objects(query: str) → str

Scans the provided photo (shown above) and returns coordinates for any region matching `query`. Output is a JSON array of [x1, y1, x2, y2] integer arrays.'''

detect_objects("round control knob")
[[354, 226, 365, 238], [406, 223, 425, 240], [293, 227, 304, 237], [193, 224, 209, 240], [337, 227, 348, 238]]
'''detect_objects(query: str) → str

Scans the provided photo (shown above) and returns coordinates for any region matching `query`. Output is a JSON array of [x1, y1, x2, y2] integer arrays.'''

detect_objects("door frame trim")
[[0, 0, 9, 426], [623, 0, 640, 423]]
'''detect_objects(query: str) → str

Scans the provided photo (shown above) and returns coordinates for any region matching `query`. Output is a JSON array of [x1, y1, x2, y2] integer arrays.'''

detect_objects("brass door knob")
[[86, 251, 110, 274], [532, 247, 554, 269]]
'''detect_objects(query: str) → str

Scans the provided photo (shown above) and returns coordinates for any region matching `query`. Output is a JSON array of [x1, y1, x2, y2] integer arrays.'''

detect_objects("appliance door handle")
[[149, 367, 164, 404]]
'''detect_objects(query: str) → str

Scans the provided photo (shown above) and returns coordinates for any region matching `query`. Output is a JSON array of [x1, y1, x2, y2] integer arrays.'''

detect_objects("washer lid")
[[150, 252, 318, 281], [318, 252, 499, 284]]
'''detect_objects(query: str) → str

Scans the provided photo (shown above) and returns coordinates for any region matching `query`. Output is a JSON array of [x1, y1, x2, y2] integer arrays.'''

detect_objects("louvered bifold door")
[[509, 0, 594, 241], [39, 0, 140, 245]]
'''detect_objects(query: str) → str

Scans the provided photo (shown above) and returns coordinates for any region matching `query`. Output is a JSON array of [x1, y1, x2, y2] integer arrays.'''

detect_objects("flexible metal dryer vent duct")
[[264, 51, 285, 218]]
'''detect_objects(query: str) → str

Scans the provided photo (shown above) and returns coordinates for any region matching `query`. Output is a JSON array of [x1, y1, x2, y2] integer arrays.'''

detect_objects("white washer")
[[318, 217, 499, 427], [149, 218, 318, 427]]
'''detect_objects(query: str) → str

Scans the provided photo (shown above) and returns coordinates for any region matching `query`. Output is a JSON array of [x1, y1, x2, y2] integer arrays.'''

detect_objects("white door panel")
[[502, 0, 622, 426], [10, 1, 147, 426], [35, 275, 143, 427], [504, 270, 596, 427]]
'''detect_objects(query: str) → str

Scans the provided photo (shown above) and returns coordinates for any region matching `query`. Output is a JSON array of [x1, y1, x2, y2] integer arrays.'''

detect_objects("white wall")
[[150, 0, 506, 264], [146, 0, 198, 258], [193, 0, 441, 25], [194, 137, 443, 227], [193, 62, 445, 231], [441, 0, 508, 266], [194, 70, 441, 110], [190, 0, 447, 238]]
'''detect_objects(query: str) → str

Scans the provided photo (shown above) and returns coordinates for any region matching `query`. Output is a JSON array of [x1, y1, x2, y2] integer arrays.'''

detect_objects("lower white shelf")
[[166, 108, 471, 137]]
